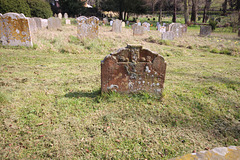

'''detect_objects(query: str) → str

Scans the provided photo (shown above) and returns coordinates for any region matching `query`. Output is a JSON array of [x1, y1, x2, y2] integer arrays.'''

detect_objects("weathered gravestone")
[[47, 17, 62, 30], [28, 17, 37, 33], [41, 19, 48, 28], [142, 22, 150, 31], [158, 26, 166, 33], [58, 13, 62, 19], [103, 17, 108, 24], [64, 13, 68, 19], [112, 19, 122, 33], [77, 16, 99, 39], [200, 25, 212, 36], [66, 19, 71, 25], [34, 18, 48, 29], [181, 24, 187, 33], [132, 24, 145, 36], [169, 23, 183, 38], [162, 31, 175, 40], [101, 44, 167, 95], [0, 13, 32, 47]]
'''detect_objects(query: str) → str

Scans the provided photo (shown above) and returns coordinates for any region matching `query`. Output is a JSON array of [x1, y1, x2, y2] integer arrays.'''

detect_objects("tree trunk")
[[222, 0, 227, 16], [172, 0, 176, 22], [191, 0, 197, 23], [119, 0, 123, 20], [202, 0, 212, 23], [184, 0, 189, 24], [158, 0, 164, 23], [238, 8, 240, 37]]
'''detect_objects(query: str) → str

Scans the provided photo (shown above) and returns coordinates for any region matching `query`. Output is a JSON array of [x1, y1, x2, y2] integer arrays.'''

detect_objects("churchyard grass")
[[0, 22, 239, 159]]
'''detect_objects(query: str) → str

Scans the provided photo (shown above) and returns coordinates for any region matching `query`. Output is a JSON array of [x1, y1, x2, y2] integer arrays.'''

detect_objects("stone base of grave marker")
[[101, 44, 167, 95]]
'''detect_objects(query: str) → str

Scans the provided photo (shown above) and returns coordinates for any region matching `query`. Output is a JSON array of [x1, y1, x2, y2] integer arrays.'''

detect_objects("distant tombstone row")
[[101, 44, 167, 96], [77, 16, 99, 39], [0, 13, 33, 47]]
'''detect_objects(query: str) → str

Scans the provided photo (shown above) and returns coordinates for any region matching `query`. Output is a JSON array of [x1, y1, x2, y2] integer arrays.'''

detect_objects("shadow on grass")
[[65, 89, 101, 98]]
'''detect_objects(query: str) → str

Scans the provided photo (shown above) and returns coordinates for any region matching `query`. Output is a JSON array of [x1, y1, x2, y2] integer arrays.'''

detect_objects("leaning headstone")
[[0, 13, 32, 47], [142, 22, 150, 31], [58, 13, 62, 19], [162, 31, 175, 40], [77, 16, 99, 39], [122, 21, 125, 27], [28, 17, 37, 33], [64, 13, 68, 19], [66, 19, 71, 25], [101, 44, 167, 95], [133, 24, 145, 36], [200, 25, 212, 36], [47, 17, 62, 30], [112, 19, 122, 33], [110, 20, 113, 26], [103, 17, 108, 24]]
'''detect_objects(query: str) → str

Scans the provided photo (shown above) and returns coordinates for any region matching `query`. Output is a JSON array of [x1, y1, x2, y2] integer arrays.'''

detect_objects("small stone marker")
[[200, 25, 212, 36], [66, 19, 71, 25], [122, 21, 125, 27], [162, 31, 175, 40], [112, 19, 122, 33], [103, 17, 108, 24], [142, 22, 150, 31], [133, 24, 145, 36], [64, 13, 68, 19], [77, 16, 99, 39], [0, 13, 32, 47], [47, 17, 62, 30], [28, 17, 37, 33], [58, 13, 62, 19], [110, 20, 113, 26], [101, 44, 167, 95]]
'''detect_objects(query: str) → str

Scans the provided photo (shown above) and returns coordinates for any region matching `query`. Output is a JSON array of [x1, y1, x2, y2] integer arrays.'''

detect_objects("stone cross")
[[101, 44, 167, 95], [77, 16, 99, 39], [0, 13, 33, 47], [112, 19, 122, 33]]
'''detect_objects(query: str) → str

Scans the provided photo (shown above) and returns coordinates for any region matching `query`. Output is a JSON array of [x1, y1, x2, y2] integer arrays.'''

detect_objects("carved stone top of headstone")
[[122, 21, 125, 27], [0, 13, 32, 47], [162, 31, 175, 40], [110, 20, 113, 26], [200, 25, 212, 37], [142, 22, 150, 31], [64, 13, 68, 19], [101, 44, 167, 95], [66, 19, 71, 25], [58, 13, 62, 19], [112, 19, 122, 33], [47, 17, 62, 30], [103, 17, 108, 24], [77, 16, 99, 39]]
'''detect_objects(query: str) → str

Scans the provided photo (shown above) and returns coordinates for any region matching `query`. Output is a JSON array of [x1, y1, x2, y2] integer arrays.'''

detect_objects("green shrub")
[[209, 20, 218, 31], [27, 0, 52, 18], [210, 48, 220, 53], [0, 0, 31, 17]]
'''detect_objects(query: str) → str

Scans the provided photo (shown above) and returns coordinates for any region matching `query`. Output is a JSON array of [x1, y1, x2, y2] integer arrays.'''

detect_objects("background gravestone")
[[101, 44, 167, 95], [122, 22, 125, 27], [41, 19, 48, 29], [142, 22, 150, 31], [28, 18, 37, 33], [158, 26, 166, 33], [0, 13, 32, 47], [200, 25, 212, 36], [77, 16, 99, 39], [48, 17, 62, 30], [103, 18, 108, 24], [170, 23, 183, 38], [162, 31, 175, 40], [58, 13, 62, 19], [133, 24, 145, 36], [112, 19, 122, 33], [66, 19, 71, 25], [64, 13, 68, 19]]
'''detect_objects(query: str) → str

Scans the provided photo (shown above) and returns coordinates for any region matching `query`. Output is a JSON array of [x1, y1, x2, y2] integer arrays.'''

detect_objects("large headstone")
[[200, 25, 212, 36], [112, 19, 122, 33], [64, 13, 68, 19], [169, 23, 183, 38], [58, 13, 62, 19], [142, 22, 150, 31], [101, 44, 167, 95], [162, 31, 175, 40], [132, 24, 145, 36], [28, 17, 37, 33], [77, 16, 99, 39], [0, 13, 32, 47], [47, 17, 62, 30]]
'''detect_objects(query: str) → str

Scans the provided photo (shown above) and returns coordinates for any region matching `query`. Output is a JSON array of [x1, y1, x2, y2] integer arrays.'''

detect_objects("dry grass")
[[0, 23, 240, 159]]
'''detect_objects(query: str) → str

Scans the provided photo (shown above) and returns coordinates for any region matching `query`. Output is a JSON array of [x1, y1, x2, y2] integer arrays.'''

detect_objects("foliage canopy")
[[0, 0, 31, 17]]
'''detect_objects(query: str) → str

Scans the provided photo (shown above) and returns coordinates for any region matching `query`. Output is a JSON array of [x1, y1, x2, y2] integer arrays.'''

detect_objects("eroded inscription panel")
[[101, 45, 167, 95]]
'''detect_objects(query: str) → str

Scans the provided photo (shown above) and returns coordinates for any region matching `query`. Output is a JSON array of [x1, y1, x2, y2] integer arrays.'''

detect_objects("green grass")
[[0, 23, 240, 159]]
